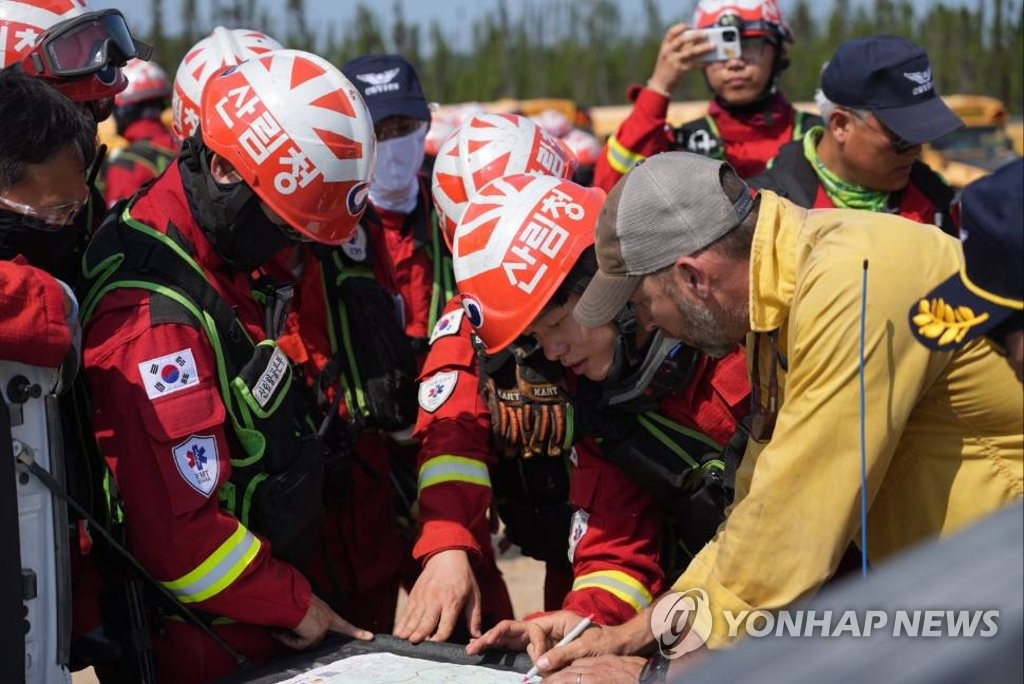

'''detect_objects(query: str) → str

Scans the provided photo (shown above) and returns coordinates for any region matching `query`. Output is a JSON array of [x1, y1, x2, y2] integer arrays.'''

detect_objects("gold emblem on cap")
[[912, 298, 989, 346]]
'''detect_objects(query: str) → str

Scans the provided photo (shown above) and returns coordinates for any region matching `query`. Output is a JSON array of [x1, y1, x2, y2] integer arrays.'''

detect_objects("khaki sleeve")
[[672, 233, 937, 648]]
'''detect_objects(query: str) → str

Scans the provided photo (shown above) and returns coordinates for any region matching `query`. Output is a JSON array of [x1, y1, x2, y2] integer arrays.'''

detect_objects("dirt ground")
[[72, 549, 545, 683]]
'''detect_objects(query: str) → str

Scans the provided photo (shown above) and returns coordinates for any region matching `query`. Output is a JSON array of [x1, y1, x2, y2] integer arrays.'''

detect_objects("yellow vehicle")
[[921, 95, 1019, 188]]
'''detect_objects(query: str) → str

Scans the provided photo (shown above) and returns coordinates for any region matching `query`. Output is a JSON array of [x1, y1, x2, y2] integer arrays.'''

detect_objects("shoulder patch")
[[429, 309, 464, 346], [418, 370, 458, 413], [172, 434, 219, 497], [138, 348, 200, 400], [341, 224, 369, 262], [567, 508, 590, 563]]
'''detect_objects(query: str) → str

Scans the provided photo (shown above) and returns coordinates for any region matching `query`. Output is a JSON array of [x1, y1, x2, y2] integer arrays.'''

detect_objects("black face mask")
[[179, 137, 299, 271], [0, 207, 82, 279]]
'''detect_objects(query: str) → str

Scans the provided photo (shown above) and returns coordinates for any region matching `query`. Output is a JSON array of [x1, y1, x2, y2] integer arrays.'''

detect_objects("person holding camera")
[[595, 0, 818, 190], [752, 36, 962, 235]]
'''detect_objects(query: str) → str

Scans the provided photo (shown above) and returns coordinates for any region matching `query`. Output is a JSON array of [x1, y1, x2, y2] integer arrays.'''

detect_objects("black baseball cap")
[[821, 35, 963, 146], [341, 54, 429, 125], [910, 159, 1024, 350]]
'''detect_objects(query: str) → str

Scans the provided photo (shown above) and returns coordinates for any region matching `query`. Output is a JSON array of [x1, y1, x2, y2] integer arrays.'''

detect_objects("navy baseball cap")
[[341, 54, 430, 125], [910, 159, 1024, 350], [822, 35, 963, 146]]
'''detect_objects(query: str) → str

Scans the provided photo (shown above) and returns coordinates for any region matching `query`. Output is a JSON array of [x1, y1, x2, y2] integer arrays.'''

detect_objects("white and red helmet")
[[531, 109, 573, 139], [562, 128, 602, 167], [0, 0, 89, 68], [115, 58, 170, 106], [452, 174, 605, 353], [432, 112, 577, 249], [200, 49, 376, 245], [172, 26, 283, 139], [693, 0, 792, 43]]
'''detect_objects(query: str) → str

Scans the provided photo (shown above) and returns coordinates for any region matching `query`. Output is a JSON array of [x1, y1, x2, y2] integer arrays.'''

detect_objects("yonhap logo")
[[649, 589, 714, 658]]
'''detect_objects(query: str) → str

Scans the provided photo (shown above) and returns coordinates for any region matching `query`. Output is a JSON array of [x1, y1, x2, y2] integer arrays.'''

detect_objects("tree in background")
[[137, 0, 1023, 114]]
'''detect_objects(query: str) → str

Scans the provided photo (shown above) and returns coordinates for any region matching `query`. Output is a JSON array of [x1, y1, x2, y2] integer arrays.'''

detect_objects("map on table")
[[273, 652, 529, 683]]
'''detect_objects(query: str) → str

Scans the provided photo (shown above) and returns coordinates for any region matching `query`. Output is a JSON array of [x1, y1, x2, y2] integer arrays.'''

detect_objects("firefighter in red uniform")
[[102, 58, 179, 206], [595, 0, 818, 189], [453, 174, 749, 633], [267, 236, 420, 634], [752, 36, 961, 234], [341, 54, 451, 344], [395, 113, 579, 645], [0, 67, 93, 366], [79, 50, 376, 683]]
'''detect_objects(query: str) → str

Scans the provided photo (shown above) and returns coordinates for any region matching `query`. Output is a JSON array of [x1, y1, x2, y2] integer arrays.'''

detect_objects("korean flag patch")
[[138, 348, 200, 400], [418, 370, 458, 413], [429, 309, 464, 346], [341, 224, 368, 262], [172, 435, 219, 497]]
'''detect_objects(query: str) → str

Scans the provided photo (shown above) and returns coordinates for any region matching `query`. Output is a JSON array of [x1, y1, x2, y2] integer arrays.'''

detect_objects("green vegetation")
[[144, 0, 1023, 113]]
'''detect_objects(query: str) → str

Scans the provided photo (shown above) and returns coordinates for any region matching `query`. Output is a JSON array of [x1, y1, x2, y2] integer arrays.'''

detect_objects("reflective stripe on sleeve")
[[606, 135, 647, 175], [418, 455, 492, 492], [159, 522, 261, 604], [572, 570, 654, 614]]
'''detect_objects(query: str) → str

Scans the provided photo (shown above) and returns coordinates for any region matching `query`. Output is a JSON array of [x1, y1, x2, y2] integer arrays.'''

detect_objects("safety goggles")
[[0, 192, 88, 229], [21, 9, 152, 80]]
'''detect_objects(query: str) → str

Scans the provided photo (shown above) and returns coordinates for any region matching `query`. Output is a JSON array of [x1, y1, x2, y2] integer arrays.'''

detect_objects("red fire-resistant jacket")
[[102, 118, 180, 207], [595, 86, 809, 191], [270, 246, 409, 633], [83, 162, 310, 683], [562, 351, 750, 625], [0, 259, 72, 366], [415, 294, 751, 626]]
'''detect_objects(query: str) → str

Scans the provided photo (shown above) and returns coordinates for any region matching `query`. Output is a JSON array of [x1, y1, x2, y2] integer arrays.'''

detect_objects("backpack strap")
[[907, 161, 957, 236], [750, 139, 819, 208]]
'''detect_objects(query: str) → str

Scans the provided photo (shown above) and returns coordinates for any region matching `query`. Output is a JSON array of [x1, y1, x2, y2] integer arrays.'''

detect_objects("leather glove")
[[513, 345, 574, 458], [481, 372, 529, 459]]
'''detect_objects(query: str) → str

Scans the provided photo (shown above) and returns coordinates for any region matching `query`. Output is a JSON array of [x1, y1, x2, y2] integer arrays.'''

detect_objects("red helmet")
[[452, 174, 605, 353], [693, 0, 792, 43], [115, 58, 170, 106], [172, 27, 284, 139], [200, 49, 376, 245], [432, 112, 577, 249], [8, 3, 151, 109]]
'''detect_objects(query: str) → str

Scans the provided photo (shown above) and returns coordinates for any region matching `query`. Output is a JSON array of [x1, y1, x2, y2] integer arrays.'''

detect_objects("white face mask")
[[369, 125, 427, 213]]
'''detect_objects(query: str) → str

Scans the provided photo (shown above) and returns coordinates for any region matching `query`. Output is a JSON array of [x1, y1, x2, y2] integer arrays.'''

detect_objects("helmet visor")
[[34, 10, 152, 78]]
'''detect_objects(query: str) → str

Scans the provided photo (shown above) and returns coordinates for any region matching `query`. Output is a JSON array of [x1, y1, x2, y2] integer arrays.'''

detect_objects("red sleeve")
[[103, 163, 155, 208], [658, 349, 750, 445], [370, 210, 434, 340], [0, 260, 72, 367], [411, 299, 497, 564], [593, 86, 675, 193], [561, 440, 665, 626], [84, 291, 311, 629]]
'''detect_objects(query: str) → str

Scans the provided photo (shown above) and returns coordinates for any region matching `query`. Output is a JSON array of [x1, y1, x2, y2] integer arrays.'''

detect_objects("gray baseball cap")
[[574, 151, 753, 327]]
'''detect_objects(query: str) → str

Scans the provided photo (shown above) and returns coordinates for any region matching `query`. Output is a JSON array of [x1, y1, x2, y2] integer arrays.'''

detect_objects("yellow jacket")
[[673, 191, 1023, 648]]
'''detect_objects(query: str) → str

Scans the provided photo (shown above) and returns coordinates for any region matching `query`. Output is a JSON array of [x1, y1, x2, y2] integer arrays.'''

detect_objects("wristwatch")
[[638, 652, 670, 683]]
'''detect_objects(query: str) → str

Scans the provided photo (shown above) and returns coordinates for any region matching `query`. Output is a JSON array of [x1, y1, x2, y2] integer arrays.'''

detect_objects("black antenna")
[[860, 259, 869, 577]]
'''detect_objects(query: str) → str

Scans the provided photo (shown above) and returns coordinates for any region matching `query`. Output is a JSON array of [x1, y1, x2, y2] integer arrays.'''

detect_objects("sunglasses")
[[374, 117, 426, 142], [21, 9, 152, 80], [848, 109, 917, 154]]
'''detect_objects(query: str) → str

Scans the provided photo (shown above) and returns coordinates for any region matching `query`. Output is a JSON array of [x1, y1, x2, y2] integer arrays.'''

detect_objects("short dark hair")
[[0, 65, 97, 191], [544, 247, 598, 313], [699, 163, 760, 260]]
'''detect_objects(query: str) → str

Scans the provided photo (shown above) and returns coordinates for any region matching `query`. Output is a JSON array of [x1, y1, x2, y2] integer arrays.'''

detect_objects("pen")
[[522, 614, 594, 683]]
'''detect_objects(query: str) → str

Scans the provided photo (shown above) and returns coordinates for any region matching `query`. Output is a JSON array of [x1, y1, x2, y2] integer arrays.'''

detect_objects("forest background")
[[107, 0, 1024, 114]]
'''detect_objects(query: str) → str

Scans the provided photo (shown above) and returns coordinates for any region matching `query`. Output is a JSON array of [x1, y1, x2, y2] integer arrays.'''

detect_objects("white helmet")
[[431, 112, 576, 248], [171, 26, 283, 139]]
